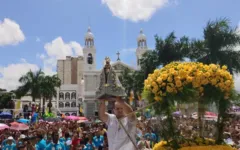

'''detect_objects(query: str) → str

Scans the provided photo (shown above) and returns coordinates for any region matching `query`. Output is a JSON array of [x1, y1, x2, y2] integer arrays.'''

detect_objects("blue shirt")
[[1, 139, 16, 147], [60, 137, 71, 150], [35, 139, 47, 150], [92, 136, 104, 148], [46, 142, 65, 150], [2, 144, 17, 150], [83, 143, 94, 150], [144, 133, 157, 142]]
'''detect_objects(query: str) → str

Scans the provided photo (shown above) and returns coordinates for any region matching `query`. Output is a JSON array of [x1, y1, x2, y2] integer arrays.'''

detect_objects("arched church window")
[[87, 53, 93, 64], [65, 92, 70, 100], [65, 102, 70, 107], [59, 92, 64, 100], [71, 92, 76, 100], [59, 102, 64, 108], [71, 102, 76, 107]]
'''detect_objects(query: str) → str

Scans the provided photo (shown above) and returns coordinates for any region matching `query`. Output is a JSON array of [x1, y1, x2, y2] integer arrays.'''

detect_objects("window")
[[59, 102, 64, 108], [65, 113, 70, 116], [71, 102, 76, 107], [71, 113, 77, 116], [71, 92, 76, 100], [59, 92, 64, 100], [65, 92, 70, 100], [65, 102, 70, 107], [87, 53, 93, 64]]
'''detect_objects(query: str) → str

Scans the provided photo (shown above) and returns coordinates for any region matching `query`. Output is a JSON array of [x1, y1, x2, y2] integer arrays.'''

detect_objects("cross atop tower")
[[116, 51, 120, 61]]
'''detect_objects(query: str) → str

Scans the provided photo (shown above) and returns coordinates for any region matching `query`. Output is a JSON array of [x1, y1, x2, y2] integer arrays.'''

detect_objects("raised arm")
[[98, 100, 108, 123]]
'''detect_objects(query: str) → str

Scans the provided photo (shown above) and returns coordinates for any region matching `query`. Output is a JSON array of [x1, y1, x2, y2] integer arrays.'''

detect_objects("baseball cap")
[[8, 136, 14, 140]]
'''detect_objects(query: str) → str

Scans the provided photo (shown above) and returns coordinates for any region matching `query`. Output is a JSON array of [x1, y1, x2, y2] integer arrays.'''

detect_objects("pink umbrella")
[[79, 117, 88, 120], [64, 116, 81, 121], [10, 122, 29, 131], [205, 111, 217, 118], [0, 123, 9, 130]]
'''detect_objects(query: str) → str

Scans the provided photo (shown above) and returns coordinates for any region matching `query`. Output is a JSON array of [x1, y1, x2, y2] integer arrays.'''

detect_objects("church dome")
[[85, 27, 94, 40], [137, 29, 146, 41]]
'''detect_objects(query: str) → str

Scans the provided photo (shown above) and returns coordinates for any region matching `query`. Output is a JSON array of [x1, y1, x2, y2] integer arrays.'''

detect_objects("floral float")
[[153, 138, 236, 150], [143, 62, 235, 149], [144, 62, 233, 101]]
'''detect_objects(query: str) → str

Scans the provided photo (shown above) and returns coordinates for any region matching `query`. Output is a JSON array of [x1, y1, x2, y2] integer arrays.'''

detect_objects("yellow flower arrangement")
[[144, 62, 234, 101], [153, 139, 236, 150]]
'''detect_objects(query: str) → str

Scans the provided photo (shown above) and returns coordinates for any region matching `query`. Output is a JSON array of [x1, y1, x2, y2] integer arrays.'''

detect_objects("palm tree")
[[189, 18, 240, 139], [155, 32, 190, 66], [18, 69, 44, 102], [40, 75, 61, 113], [189, 18, 240, 74]]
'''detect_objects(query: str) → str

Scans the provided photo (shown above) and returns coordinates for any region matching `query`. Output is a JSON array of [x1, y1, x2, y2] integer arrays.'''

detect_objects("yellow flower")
[[154, 96, 161, 101], [161, 74, 168, 80], [143, 62, 234, 102], [222, 65, 227, 70], [175, 80, 182, 87], [167, 76, 173, 83], [166, 86, 173, 93], [186, 76, 193, 83], [157, 77, 163, 84]]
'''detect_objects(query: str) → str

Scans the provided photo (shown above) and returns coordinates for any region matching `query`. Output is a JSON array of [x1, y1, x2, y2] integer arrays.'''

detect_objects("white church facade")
[[55, 27, 148, 117]]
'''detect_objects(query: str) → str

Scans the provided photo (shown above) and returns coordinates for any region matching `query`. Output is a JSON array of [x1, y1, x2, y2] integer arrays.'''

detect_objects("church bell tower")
[[83, 27, 96, 71], [136, 29, 148, 70]]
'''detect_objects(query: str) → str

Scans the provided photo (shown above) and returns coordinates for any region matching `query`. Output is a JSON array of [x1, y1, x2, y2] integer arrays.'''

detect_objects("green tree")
[[18, 69, 44, 102], [188, 18, 240, 140], [155, 32, 190, 66], [119, 68, 134, 96], [189, 18, 240, 74], [0, 93, 15, 109], [40, 75, 61, 113]]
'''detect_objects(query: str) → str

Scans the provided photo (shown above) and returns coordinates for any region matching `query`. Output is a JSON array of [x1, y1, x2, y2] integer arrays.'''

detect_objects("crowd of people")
[[0, 117, 160, 150], [0, 120, 108, 150], [1, 101, 240, 150]]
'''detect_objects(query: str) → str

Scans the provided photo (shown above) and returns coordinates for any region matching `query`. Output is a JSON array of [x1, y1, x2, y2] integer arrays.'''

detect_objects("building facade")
[[56, 27, 149, 117]]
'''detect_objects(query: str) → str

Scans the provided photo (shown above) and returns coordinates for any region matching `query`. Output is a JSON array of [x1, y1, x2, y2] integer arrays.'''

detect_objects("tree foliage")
[[188, 18, 240, 74], [18, 69, 44, 102]]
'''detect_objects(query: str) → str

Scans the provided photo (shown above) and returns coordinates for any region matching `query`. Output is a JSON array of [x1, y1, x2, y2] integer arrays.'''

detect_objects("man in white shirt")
[[99, 97, 137, 150]]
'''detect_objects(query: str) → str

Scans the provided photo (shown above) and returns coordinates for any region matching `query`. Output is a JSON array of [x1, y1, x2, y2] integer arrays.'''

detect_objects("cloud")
[[0, 18, 25, 46], [38, 37, 83, 75], [0, 61, 39, 91], [102, 0, 169, 22]]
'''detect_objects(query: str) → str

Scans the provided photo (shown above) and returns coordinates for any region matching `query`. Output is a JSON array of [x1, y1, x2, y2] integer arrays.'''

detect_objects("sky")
[[0, 0, 240, 91]]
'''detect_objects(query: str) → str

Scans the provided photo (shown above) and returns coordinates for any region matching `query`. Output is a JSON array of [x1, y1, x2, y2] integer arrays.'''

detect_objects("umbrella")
[[0, 112, 12, 119], [172, 111, 181, 116], [0, 123, 9, 130], [64, 116, 81, 121], [17, 119, 29, 124], [79, 117, 88, 120], [77, 120, 88, 123], [10, 122, 29, 130], [204, 111, 217, 118]]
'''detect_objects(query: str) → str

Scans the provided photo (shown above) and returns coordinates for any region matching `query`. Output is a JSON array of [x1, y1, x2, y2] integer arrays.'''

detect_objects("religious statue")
[[96, 57, 127, 100]]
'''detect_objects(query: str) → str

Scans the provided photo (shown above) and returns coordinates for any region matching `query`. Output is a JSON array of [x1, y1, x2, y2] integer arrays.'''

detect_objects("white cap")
[[8, 136, 14, 140], [20, 134, 26, 139]]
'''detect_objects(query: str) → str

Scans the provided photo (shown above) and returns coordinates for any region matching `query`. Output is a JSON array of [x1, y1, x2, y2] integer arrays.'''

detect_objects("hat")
[[7, 136, 14, 140], [20, 134, 26, 139]]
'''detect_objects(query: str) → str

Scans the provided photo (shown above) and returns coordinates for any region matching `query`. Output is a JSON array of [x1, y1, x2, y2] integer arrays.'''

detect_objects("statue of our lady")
[[96, 57, 127, 99]]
